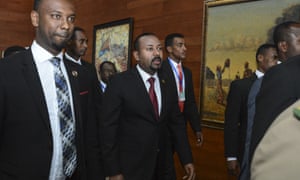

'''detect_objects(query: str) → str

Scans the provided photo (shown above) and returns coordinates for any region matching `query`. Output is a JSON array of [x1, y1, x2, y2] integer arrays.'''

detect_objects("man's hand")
[[109, 174, 124, 180], [226, 160, 240, 176], [182, 163, 196, 180], [195, 131, 203, 147]]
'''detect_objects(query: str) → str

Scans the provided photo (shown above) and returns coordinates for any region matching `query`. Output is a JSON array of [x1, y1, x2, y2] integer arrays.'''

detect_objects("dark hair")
[[33, 0, 41, 11], [164, 33, 184, 49], [3, 45, 26, 57], [99, 61, 117, 72], [273, 21, 300, 45], [70, 27, 85, 40], [133, 32, 157, 51], [255, 43, 277, 62]]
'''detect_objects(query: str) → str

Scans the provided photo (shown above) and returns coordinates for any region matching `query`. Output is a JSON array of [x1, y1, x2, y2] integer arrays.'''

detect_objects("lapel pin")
[[72, 70, 78, 77]]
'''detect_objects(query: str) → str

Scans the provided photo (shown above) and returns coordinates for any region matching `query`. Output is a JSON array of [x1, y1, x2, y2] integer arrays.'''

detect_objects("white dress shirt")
[[65, 52, 82, 65], [31, 40, 75, 180], [136, 65, 162, 115]]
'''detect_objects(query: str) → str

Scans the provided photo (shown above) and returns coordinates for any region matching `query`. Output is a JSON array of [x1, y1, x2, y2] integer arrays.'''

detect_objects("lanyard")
[[168, 59, 184, 92]]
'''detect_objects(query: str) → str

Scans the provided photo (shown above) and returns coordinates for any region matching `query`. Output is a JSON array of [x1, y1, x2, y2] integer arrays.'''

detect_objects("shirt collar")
[[65, 52, 82, 65], [168, 57, 182, 66], [136, 64, 159, 83], [255, 69, 264, 78], [31, 40, 63, 63]]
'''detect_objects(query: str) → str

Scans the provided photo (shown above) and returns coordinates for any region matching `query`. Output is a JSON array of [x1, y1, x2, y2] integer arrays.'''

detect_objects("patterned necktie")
[[50, 57, 77, 177], [148, 77, 159, 120], [177, 64, 184, 112]]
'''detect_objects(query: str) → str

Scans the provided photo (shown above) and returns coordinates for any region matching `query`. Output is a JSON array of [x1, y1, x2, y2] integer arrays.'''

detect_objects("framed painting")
[[92, 17, 133, 79], [200, 0, 300, 128]]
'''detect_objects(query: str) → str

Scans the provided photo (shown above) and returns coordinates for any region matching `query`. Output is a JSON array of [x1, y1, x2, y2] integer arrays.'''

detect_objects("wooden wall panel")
[[0, 0, 231, 179]]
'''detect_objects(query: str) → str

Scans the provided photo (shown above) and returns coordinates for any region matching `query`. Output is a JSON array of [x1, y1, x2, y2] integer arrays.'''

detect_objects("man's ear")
[[31, 10, 39, 27], [133, 51, 139, 61], [257, 54, 263, 63], [166, 46, 172, 53], [278, 41, 288, 53]]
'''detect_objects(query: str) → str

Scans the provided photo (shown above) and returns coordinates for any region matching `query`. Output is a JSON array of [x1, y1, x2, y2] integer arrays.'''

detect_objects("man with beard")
[[99, 33, 195, 180], [0, 0, 94, 179]]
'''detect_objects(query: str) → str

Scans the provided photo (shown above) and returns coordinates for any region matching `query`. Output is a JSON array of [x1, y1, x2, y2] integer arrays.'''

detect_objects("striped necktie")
[[50, 57, 77, 177]]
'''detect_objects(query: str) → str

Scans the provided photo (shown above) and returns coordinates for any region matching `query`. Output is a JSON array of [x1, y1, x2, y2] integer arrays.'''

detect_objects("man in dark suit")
[[64, 27, 105, 179], [98, 61, 117, 93], [250, 21, 300, 165], [0, 0, 91, 179], [161, 33, 203, 179], [99, 33, 195, 180], [224, 44, 278, 178]]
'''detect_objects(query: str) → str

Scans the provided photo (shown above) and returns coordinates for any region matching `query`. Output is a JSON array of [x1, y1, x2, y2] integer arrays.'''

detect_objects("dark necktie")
[[50, 57, 77, 177], [148, 77, 159, 120]]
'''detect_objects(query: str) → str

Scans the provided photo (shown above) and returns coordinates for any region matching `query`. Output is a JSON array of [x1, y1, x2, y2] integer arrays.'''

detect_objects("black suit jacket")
[[99, 67, 193, 180], [250, 55, 300, 162], [224, 74, 256, 162], [64, 57, 105, 179], [161, 60, 201, 133], [0, 50, 87, 179]]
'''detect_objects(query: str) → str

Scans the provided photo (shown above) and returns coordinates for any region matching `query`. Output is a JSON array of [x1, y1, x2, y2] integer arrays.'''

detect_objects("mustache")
[[152, 56, 162, 62]]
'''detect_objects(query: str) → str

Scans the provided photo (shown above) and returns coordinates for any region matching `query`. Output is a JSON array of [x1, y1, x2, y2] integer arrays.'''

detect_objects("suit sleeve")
[[224, 81, 242, 158], [183, 68, 201, 133], [168, 82, 193, 165], [84, 66, 105, 179], [250, 65, 298, 161], [99, 76, 122, 176]]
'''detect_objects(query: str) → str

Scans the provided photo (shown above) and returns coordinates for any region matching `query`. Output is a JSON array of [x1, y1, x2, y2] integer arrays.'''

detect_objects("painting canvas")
[[201, 0, 300, 128], [93, 18, 133, 79]]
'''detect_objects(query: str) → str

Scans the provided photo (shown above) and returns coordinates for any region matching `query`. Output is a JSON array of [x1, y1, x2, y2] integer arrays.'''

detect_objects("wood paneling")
[[0, 0, 232, 179]]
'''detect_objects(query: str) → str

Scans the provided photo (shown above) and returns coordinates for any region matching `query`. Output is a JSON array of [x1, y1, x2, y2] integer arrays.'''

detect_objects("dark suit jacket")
[[99, 67, 193, 180], [250, 55, 300, 162], [0, 50, 87, 179], [224, 74, 256, 162], [161, 60, 201, 133], [64, 57, 105, 179]]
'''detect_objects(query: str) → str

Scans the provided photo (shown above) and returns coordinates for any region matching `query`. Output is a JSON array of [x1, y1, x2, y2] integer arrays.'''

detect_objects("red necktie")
[[177, 64, 184, 112], [148, 77, 159, 120]]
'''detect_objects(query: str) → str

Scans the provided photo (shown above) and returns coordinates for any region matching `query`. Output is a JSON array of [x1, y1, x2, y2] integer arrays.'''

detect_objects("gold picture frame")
[[200, 0, 300, 128]]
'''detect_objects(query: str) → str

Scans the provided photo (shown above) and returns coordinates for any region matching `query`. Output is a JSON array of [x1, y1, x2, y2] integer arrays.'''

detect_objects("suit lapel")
[[21, 50, 51, 131], [132, 67, 161, 122], [63, 58, 81, 126]]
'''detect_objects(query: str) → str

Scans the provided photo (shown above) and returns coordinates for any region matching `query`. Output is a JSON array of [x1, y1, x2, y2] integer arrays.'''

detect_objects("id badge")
[[179, 91, 185, 101]]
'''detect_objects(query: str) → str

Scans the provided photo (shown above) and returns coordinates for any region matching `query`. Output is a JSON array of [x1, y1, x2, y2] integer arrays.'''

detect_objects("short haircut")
[[133, 32, 157, 51], [99, 61, 117, 72], [3, 45, 26, 57], [255, 43, 277, 62], [70, 27, 85, 40], [164, 33, 184, 49], [273, 21, 300, 45], [33, 0, 42, 11]]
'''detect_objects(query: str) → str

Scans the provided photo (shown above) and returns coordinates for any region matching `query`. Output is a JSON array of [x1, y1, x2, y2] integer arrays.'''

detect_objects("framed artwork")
[[200, 0, 300, 128], [92, 17, 133, 79]]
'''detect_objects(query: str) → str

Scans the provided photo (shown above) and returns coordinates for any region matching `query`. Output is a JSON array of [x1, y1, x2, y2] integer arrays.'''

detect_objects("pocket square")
[[80, 90, 89, 95]]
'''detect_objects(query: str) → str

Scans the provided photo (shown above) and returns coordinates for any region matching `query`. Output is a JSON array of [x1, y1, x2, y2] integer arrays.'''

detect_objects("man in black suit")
[[98, 61, 117, 93], [99, 33, 195, 180], [224, 44, 278, 178], [161, 33, 203, 179], [64, 27, 105, 179], [0, 0, 91, 179], [250, 21, 300, 164]]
